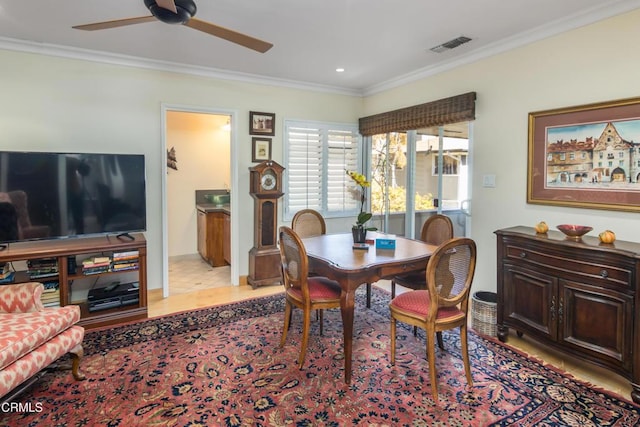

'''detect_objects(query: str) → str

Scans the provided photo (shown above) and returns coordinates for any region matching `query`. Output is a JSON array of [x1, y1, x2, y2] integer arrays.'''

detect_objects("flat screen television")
[[0, 151, 146, 245]]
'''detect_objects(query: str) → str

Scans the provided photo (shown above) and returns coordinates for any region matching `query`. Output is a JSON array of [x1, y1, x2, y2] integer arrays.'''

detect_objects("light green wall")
[[0, 50, 362, 290], [364, 8, 640, 292]]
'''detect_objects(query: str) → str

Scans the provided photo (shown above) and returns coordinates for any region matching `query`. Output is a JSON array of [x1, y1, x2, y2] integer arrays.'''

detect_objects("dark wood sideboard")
[[495, 226, 640, 403]]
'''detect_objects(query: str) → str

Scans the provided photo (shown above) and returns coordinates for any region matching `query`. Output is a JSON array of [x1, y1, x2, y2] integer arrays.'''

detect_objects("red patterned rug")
[[2, 288, 640, 426]]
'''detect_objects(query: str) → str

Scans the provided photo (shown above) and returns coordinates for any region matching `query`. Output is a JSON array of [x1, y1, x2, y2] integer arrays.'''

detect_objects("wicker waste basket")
[[471, 291, 497, 337]]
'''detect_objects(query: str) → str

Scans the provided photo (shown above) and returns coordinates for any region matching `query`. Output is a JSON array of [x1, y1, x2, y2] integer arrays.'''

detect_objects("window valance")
[[358, 91, 476, 136]]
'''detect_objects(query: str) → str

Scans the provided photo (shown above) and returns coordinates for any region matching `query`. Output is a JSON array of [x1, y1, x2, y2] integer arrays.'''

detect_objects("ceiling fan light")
[[144, 0, 197, 25]]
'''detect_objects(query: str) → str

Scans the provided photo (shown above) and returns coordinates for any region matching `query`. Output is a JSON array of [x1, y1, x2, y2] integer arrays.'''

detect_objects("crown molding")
[[2, 0, 639, 98], [0, 36, 362, 97], [362, 0, 640, 96]]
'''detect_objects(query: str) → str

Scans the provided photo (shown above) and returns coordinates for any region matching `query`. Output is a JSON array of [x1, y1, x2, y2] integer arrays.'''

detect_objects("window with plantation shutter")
[[284, 120, 361, 220]]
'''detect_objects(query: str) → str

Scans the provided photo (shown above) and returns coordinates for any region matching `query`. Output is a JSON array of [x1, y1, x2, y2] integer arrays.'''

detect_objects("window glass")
[[371, 132, 407, 214]]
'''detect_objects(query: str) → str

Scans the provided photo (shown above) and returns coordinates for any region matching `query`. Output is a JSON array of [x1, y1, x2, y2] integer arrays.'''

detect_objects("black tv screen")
[[0, 151, 146, 244]]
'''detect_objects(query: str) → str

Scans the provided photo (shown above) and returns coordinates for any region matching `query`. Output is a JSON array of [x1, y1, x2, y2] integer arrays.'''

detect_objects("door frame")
[[160, 104, 239, 298]]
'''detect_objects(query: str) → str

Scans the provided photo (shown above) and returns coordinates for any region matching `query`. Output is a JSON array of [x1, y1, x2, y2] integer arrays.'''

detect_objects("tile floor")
[[168, 254, 231, 295], [157, 255, 634, 404]]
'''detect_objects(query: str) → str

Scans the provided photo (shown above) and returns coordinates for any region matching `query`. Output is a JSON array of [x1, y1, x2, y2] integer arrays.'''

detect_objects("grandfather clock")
[[248, 160, 285, 288]]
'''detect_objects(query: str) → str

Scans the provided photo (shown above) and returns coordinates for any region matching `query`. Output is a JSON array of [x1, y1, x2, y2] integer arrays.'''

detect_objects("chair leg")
[[460, 324, 473, 388], [298, 308, 312, 369], [426, 327, 439, 403], [413, 328, 443, 344], [436, 331, 444, 350], [280, 302, 292, 348], [366, 283, 372, 308], [390, 318, 397, 364], [69, 344, 86, 381], [289, 309, 293, 329], [319, 309, 324, 335]]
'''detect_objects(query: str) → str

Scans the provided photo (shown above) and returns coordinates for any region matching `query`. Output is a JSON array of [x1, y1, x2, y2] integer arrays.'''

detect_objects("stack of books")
[[27, 258, 58, 280], [112, 250, 139, 272], [0, 263, 15, 284], [40, 281, 60, 307], [81, 256, 111, 275]]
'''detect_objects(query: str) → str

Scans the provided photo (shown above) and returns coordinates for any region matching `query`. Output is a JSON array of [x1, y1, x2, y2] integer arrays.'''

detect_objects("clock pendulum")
[[248, 160, 285, 288]]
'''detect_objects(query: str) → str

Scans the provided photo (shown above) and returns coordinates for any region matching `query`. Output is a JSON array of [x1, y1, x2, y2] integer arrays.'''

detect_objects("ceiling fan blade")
[[186, 18, 273, 53], [155, 0, 178, 14], [73, 16, 157, 31]]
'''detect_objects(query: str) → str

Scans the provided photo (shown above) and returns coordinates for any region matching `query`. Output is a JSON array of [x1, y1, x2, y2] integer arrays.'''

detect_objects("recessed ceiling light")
[[336, 68, 345, 73]]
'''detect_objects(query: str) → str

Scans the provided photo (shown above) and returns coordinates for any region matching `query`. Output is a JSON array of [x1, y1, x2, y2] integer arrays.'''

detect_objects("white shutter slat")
[[284, 120, 361, 219]]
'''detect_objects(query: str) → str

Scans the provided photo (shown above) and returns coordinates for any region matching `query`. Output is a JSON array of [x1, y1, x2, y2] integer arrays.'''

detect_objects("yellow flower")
[[346, 170, 377, 230], [347, 170, 370, 188]]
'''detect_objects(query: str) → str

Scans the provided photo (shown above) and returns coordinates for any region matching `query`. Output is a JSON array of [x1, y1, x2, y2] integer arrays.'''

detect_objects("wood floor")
[[149, 256, 634, 405]]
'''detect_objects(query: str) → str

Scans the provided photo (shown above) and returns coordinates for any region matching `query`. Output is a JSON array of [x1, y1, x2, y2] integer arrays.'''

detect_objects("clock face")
[[261, 170, 277, 191]]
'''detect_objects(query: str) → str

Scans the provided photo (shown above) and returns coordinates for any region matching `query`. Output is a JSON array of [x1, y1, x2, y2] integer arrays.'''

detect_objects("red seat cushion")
[[288, 277, 341, 301], [391, 289, 462, 320]]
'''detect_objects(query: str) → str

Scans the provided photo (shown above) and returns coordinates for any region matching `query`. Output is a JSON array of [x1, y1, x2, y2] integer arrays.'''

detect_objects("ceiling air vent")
[[430, 36, 472, 53]]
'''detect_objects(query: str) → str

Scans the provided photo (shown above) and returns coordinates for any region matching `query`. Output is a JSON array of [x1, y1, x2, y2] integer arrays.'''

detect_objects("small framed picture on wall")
[[252, 137, 272, 162], [249, 111, 275, 136]]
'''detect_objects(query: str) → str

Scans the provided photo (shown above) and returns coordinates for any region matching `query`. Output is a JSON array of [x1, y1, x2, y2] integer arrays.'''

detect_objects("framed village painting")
[[527, 96, 640, 212]]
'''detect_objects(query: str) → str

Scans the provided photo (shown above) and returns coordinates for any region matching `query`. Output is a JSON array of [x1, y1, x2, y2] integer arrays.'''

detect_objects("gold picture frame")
[[528, 96, 640, 212]]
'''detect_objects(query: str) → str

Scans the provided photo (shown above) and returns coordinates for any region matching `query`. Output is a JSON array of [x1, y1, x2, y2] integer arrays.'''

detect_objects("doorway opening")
[[161, 105, 239, 298]]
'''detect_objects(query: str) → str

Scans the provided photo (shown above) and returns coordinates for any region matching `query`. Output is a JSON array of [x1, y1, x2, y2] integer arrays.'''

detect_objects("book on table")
[[113, 250, 139, 261], [82, 256, 111, 268], [27, 258, 59, 280]]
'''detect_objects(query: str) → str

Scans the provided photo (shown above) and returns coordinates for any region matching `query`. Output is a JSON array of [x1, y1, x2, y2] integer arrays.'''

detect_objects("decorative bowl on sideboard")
[[556, 224, 593, 240]]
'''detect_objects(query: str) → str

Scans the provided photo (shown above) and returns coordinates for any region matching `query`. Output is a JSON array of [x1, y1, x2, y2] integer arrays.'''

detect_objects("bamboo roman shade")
[[358, 92, 476, 136]]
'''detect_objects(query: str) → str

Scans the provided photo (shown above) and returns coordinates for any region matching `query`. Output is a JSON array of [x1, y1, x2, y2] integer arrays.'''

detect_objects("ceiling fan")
[[72, 0, 273, 53]]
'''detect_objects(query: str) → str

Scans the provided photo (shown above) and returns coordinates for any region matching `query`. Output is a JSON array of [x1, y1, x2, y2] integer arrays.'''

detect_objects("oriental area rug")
[[2, 288, 640, 426]]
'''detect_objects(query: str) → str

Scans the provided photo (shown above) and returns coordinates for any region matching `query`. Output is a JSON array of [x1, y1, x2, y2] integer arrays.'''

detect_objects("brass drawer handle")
[[519, 252, 527, 258], [600, 269, 609, 278]]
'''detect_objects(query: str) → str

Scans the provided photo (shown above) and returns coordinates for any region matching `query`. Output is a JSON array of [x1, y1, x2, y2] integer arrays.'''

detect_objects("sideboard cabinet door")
[[559, 279, 633, 371], [502, 264, 557, 341]]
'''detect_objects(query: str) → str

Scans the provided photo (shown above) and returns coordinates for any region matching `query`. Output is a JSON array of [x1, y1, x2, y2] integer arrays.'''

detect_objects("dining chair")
[[391, 214, 453, 337], [389, 237, 477, 402], [292, 208, 374, 308], [291, 209, 326, 238], [292, 209, 327, 320], [391, 214, 453, 299], [278, 226, 342, 369]]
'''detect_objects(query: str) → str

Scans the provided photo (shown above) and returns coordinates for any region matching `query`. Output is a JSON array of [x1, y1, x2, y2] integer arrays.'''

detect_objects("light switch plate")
[[483, 174, 496, 188]]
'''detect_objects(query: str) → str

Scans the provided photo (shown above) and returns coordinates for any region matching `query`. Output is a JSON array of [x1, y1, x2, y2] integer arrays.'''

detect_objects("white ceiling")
[[1, 0, 639, 96]]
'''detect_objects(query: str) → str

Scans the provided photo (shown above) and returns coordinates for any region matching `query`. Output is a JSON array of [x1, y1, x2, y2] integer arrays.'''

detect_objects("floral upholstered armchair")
[[0, 282, 85, 401]]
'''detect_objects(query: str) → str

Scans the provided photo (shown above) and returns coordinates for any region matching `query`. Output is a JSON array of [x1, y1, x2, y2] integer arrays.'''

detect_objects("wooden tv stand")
[[0, 234, 147, 329], [496, 226, 640, 404]]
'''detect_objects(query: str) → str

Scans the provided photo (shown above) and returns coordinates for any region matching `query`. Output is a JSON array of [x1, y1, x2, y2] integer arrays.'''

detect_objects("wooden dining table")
[[302, 232, 436, 384]]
